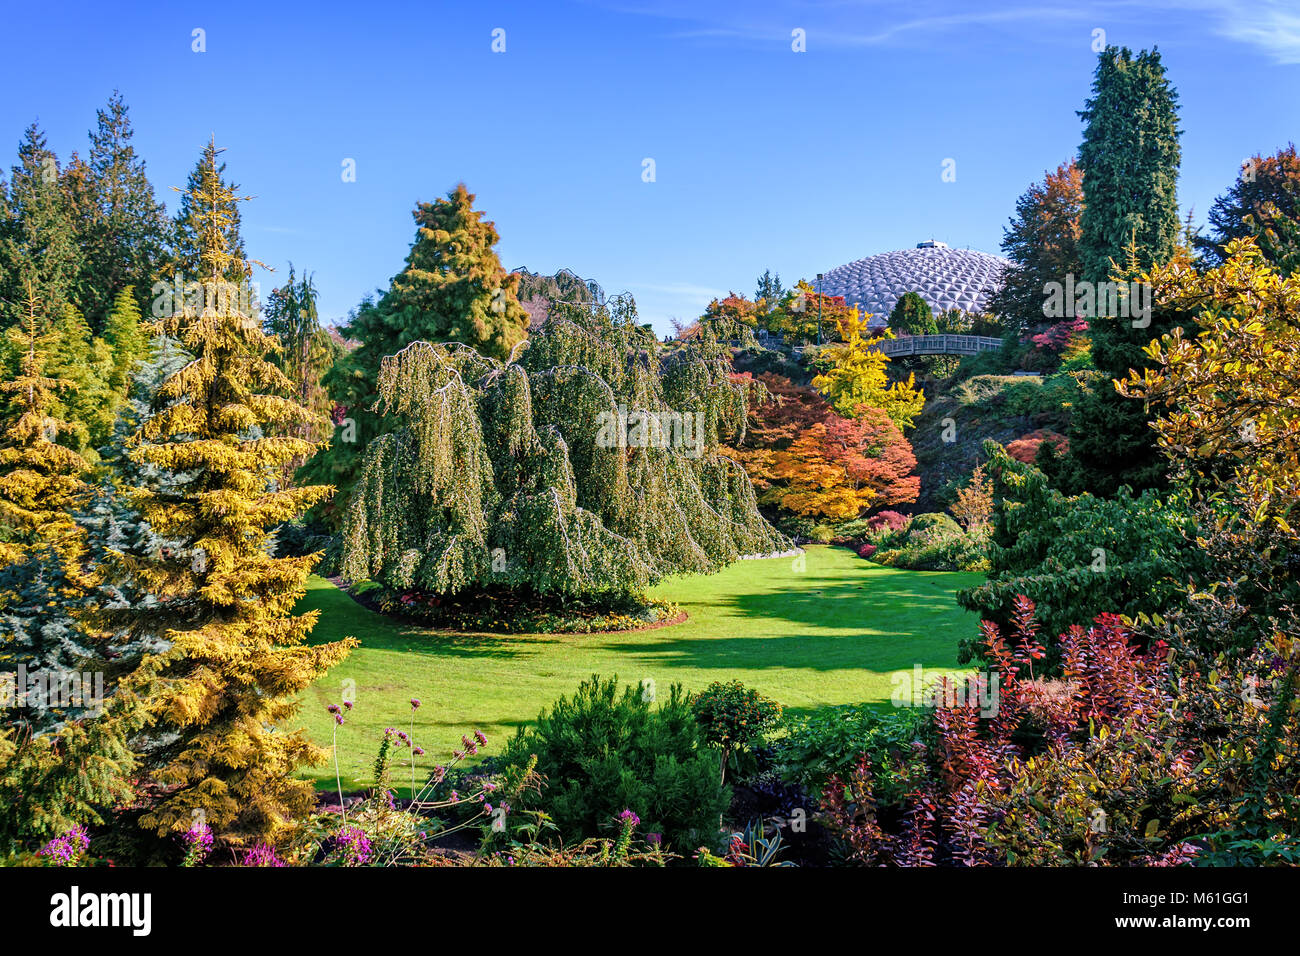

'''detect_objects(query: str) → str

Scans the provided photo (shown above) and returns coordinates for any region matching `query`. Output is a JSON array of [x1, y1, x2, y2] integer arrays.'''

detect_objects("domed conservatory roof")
[[818, 241, 1009, 326]]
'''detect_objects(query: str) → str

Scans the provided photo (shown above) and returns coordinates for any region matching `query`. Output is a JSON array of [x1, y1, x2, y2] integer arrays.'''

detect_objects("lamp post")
[[816, 273, 824, 345]]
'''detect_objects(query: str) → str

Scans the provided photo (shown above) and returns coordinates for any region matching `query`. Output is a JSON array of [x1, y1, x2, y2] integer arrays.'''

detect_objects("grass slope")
[[297, 545, 982, 795]]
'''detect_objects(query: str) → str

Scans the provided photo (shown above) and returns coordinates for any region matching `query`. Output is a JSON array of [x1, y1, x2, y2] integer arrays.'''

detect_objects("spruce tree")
[[169, 138, 249, 284], [73, 92, 170, 332], [105, 148, 355, 844], [0, 125, 80, 332]]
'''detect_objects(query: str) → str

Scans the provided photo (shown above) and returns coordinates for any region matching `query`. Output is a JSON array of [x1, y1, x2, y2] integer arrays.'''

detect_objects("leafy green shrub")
[[870, 512, 988, 572], [498, 676, 727, 849], [957, 441, 1209, 663], [808, 524, 835, 544], [775, 705, 928, 806], [691, 680, 782, 784]]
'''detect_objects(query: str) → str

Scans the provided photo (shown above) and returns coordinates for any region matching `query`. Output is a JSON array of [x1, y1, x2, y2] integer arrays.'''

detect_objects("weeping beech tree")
[[342, 298, 788, 598]]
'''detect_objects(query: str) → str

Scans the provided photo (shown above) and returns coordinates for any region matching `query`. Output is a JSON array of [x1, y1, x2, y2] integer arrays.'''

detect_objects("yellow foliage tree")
[[1120, 238, 1300, 530], [0, 288, 88, 569], [108, 145, 356, 845], [812, 310, 926, 430]]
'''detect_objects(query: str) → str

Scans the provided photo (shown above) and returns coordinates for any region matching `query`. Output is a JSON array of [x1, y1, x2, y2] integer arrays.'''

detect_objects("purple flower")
[[343, 700, 354, 710], [647, 832, 662, 845], [39, 825, 90, 866], [410, 698, 421, 709], [617, 809, 641, 828], [181, 821, 214, 863], [473, 729, 488, 746], [336, 825, 373, 866], [242, 844, 286, 867], [413, 746, 425, 756]]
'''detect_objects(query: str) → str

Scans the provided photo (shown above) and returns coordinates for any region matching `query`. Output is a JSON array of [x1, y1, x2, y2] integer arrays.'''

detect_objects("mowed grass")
[[296, 545, 982, 795]]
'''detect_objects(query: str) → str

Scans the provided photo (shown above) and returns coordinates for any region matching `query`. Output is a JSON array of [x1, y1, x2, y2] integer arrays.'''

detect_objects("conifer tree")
[[263, 265, 339, 445], [343, 296, 787, 599], [1197, 144, 1300, 274], [168, 138, 249, 284], [309, 183, 528, 522], [72, 92, 170, 332], [1077, 45, 1181, 377], [988, 160, 1085, 341], [1059, 46, 1183, 496], [0, 289, 87, 569], [46, 303, 118, 454], [812, 311, 926, 430], [0, 125, 80, 332], [888, 292, 938, 336], [101, 286, 150, 401], [104, 146, 355, 844]]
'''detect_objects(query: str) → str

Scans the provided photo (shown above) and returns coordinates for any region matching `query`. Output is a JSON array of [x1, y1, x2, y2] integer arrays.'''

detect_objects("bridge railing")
[[870, 334, 1002, 357]]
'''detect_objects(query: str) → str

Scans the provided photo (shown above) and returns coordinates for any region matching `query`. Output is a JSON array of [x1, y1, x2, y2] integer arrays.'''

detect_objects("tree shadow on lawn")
[[596, 628, 963, 673], [682, 571, 980, 636]]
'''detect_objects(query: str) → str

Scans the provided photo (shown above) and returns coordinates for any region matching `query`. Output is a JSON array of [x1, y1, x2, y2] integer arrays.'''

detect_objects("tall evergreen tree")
[[1076, 45, 1181, 377], [1060, 47, 1183, 497], [72, 93, 170, 333], [104, 150, 355, 844], [0, 125, 79, 333], [168, 138, 249, 285], [308, 183, 528, 524], [263, 264, 339, 447]]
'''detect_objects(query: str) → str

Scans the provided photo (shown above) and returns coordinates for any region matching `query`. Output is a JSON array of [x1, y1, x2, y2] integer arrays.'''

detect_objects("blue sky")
[[1, 0, 1296, 334]]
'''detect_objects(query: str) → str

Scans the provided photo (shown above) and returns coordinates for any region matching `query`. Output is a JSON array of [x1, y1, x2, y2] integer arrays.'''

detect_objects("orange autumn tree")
[[732, 372, 918, 521]]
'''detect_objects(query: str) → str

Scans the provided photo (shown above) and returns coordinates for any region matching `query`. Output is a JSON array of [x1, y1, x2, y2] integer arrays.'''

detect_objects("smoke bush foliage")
[[342, 296, 787, 598]]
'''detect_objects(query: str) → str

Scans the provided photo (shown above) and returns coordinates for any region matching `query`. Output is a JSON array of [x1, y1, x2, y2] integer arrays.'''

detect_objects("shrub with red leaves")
[[819, 594, 1191, 866]]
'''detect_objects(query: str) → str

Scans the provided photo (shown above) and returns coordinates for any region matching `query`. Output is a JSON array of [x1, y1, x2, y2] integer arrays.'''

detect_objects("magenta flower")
[[410, 698, 421, 709], [242, 844, 286, 867], [617, 809, 641, 828], [336, 825, 373, 866], [39, 825, 91, 866]]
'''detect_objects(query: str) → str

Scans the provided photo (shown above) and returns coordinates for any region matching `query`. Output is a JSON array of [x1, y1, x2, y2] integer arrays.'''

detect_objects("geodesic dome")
[[818, 241, 1009, 327]]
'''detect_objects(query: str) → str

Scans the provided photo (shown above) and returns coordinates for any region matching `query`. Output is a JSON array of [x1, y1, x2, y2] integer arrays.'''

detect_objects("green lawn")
[[297, 545, 982, 795]]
